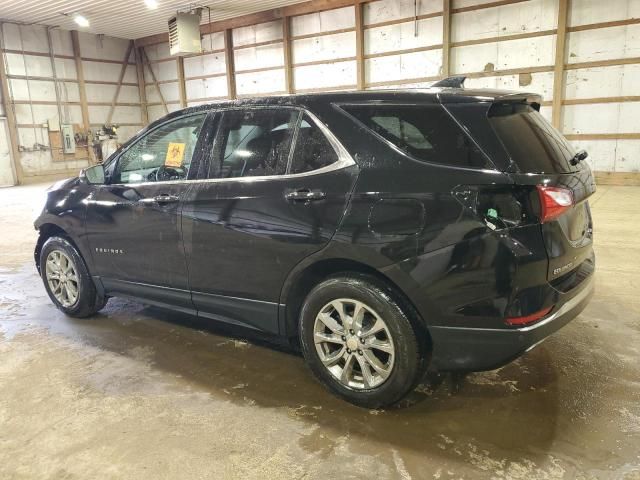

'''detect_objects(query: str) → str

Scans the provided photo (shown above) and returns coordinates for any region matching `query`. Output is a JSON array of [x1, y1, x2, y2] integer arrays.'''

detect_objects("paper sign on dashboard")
[[165, 143, 185, 167]]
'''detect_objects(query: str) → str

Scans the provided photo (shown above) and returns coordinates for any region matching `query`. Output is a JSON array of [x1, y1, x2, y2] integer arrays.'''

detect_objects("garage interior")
[[0, 0, 639, 478]]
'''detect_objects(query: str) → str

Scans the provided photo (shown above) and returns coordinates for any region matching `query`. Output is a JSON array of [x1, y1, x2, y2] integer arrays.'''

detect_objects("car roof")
[[178, 87, 542, 115]]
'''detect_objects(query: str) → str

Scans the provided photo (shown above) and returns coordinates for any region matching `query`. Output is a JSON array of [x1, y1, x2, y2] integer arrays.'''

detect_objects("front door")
[[182, 108, 358, 333], [85, 112, 208, 311]]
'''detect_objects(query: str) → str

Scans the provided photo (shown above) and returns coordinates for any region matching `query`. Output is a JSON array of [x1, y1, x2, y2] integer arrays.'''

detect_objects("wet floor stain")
[[1, 264, 639, 479]]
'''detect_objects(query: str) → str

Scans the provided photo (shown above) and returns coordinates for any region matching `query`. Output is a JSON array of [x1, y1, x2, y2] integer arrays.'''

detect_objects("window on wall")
[[212, 109, 299, 178], [113, 114, 206, 184], [289, 114, 339, 174], [342, 105, 490, 169]]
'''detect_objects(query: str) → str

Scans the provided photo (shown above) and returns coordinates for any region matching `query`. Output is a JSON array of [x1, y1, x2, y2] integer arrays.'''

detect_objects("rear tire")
[[299, 274, 427, 408], [39, 236, 106, 318]]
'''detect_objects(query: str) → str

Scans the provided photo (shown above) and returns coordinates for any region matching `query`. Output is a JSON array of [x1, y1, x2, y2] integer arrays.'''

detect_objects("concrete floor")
[[0, 183, 639, 480]]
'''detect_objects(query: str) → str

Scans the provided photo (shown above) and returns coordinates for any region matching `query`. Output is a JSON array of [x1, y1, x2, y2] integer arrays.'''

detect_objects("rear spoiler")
[[432, 76, 467, 88], [432, 76, 542, 110]]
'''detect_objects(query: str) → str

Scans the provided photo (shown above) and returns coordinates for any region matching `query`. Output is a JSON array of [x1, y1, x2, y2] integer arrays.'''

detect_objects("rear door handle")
[[285, 189, 326, 202], [138, 194, 180, 205]]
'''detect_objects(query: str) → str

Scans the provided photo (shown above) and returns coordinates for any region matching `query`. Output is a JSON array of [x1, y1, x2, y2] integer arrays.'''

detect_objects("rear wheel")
[[299, 274, 426, 408], [40, 236, 106, 318]]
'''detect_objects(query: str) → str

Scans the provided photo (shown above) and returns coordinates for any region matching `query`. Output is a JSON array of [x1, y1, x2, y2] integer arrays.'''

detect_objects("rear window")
[[488, 103, 578, 174], [342, 104, 491, 169]]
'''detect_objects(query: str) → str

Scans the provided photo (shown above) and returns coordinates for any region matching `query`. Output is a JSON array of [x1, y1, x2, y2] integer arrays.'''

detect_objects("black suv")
[[34, 83, 595, 408]]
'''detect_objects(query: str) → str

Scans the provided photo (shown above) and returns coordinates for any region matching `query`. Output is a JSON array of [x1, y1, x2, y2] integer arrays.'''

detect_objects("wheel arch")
[[34, 223, 81, 273], [280, 257, 431, 351]]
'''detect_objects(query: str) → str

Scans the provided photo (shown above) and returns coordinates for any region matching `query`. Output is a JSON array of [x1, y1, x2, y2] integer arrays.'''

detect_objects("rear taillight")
[[536, 186, 573, 223], [505, 306, 553, 326]]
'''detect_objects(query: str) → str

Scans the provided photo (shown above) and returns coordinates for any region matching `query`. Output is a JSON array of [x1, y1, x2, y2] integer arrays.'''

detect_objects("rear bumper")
[[429, 272, 594, 371]]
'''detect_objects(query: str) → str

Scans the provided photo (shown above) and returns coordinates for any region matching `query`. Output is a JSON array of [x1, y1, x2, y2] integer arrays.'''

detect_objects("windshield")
[[488, 103, 578, 174]]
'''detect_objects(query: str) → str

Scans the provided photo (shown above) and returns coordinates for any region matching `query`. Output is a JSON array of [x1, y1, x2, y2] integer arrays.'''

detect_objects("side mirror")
[[80, 164, 106, 184]]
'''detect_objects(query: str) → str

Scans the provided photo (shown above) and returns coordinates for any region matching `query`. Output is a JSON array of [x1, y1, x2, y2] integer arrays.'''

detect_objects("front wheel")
[[39, 236, 106, 318], [299, 274, 427, 408]]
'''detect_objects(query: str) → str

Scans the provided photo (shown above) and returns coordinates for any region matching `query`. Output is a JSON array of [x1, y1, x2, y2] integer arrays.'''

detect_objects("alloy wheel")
[[313, 298, 395, 390], [45, 250, 80, 308]]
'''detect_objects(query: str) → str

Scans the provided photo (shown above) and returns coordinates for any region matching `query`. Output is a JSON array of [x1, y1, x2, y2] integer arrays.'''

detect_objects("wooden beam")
[[0, 44, 24, 184], [564, 133, 640, 141], [291, 27, 355, 40], [594, 172, 640, 186], [234, 38, 283, 50], [365, 44, 442, 60], [135, 47, 149, 125], [562, 95, 640, 105], [451, 0, 528, 14], [364, 11, 442, 30], [442, 0, 451, 77], [564, 56, 640, 70], [367, 75, 441, 88], [355, 2, 365, 90], [293, 56, 356, 68], [224, 29, 237, 100], [295, 83, 357, 93], [177, 56, 187, 108], [567, 17, 640, 33], [551, 0, 569, 129], [451, 29, 556, 48], [283, 16, 294, 93], [141, 48, 169, 115], [107, 41, 134, 125]]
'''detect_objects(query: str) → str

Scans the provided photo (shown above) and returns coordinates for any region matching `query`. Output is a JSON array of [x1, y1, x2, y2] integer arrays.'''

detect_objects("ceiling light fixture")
[[73, 13, 90, 27], [145, 0, 159, 9]]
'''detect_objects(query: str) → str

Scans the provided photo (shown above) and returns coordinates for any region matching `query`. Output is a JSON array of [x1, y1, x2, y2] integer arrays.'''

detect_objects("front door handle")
[[138, 194, 180, 205], [285, 189, 326, 202]]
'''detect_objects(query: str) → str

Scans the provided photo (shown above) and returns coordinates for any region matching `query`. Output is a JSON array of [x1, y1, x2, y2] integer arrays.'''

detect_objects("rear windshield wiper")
[[570, 149, 588, 166]]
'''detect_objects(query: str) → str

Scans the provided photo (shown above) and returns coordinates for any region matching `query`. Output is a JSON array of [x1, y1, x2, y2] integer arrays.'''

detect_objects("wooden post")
[[71, 31, 90, 133], [355, 2, 365, 90], [135, 46, 149, 125], [177, 56, 187, 108], [0, 44, 24, 184], [71, 30, 98, 164], [552, 0, 569, 129], [224, 29, 237, 99], [283, 17, 294, 93], [107, 40, 134, 124], [442, 0, 452, 78]]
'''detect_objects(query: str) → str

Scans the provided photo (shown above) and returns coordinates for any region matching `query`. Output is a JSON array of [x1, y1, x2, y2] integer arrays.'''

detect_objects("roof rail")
[[432, 76, 467, 88]]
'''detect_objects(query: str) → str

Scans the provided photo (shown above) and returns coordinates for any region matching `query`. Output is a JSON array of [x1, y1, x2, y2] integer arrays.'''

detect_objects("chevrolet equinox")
[[34, 81, 595, 408]]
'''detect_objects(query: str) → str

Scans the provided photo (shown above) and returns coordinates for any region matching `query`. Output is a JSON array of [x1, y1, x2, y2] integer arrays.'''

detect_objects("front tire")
[[39, 236, 105, 318], [299, 274, 427, 408]]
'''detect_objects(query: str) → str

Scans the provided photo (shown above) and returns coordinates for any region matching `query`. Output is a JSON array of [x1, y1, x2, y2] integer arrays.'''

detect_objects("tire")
[[299, 274, 427, 408], [39, 236, 106, 318]]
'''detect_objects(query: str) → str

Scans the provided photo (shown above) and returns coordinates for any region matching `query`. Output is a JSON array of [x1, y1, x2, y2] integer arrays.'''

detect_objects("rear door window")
[[341, 104, 491, 169], [289, 115, 339, 174], [211, 108, 299, 179], [487, 103, 578, 174]]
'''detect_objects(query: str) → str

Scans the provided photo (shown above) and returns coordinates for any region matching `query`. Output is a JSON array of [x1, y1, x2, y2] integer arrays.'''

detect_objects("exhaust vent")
[[168, 12, 202, 56]]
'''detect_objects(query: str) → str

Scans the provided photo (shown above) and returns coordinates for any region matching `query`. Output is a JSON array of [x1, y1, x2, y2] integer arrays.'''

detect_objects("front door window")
[[113, 113, 206, 184]]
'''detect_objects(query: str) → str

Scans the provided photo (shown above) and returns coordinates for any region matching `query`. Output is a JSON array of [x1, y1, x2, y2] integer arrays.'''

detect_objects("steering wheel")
[[152, 166, 186, 182]]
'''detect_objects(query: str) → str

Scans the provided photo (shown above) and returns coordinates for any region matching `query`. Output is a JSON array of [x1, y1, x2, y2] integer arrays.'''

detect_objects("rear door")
[[182, 107, 358, 333]]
